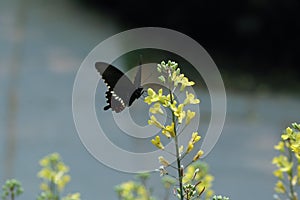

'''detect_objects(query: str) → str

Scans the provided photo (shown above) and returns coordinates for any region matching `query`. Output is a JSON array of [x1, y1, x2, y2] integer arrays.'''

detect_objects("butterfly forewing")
[[133, 63, 142, 88], [95, 62, 141, 112]]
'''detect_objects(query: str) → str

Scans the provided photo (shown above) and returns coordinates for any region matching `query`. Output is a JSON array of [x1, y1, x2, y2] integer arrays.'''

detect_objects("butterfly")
[[95, 62, 143, 113]]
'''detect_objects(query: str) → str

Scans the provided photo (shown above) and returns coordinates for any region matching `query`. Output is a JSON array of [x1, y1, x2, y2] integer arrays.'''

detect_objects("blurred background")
[[1, 0, 299, 199]]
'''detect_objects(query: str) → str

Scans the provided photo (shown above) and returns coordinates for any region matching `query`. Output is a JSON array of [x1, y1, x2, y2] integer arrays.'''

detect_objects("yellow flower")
[[57, 163, 69, 173], [186, 110, 196, 125], [178, 111, 186, 124], [200, 174, 214, 188], [186, 132, 201, 154], [274, 141, 285, 152], [182, 161, 215, 199], [274, 180, 285, 193], [162, 122, 175, 138], [180, 77, 195, 91], [38, 168, 52, 180], [121, 181, 135, 193], [145, 88, 171, 108], [296, 152, 300, 161], [291, 141, 300, 154], [169, 101, 177, 111], [183, 91, 200, 105], [56, 174, 70, 191], [159, 156, 170, 167], [160, 93, 174, 108], [171, 71, 178, 84], [151, 136, 164, 149], [193, 150, 204, 161], [281, 127, 293, 140], [62, 193, 81, 200], [186, 141, 194, 153], [191, 132, 201, 143], [289, 133, 300, 154], [144, 88, 158, 104], [272, 155, 293, 172], [170, 69, 195, 91], [205, 189, 214, 199], [292, 175, 298, 186], [40, 182, 49, 191], [136, 185, 148, 198], [182, 165, 195, 183], [292, 122, 300, 130], [39, 158, 50, 167], [148, 115, 165, 129], [179, 145, 184, 155], [171, 72, 184, 87], [273, 169, 284, 180], [173, 104, 186, 124], [149, 102, 164, 114]]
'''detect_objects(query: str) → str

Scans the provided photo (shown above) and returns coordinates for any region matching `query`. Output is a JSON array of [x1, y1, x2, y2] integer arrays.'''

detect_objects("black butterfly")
[[95, 62, 143, 113]]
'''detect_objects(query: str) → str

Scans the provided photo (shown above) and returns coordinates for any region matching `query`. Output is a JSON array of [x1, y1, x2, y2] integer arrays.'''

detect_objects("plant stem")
[[10, 187, 14, 200], [141, 178, 150, 200], [11, 192, 14, 200], [169, 89, 184, 200], [287, 144, 296, 200]]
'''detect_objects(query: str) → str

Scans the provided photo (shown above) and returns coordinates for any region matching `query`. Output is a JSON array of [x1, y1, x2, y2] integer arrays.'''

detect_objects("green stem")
[[169, 89, 184, 200], [287, 141, 296, 200], [10, 190, 14, 200], [141, 179, 150, 200]]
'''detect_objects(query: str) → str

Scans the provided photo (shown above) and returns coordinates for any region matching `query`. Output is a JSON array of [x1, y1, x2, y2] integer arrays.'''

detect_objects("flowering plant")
[[145, 61, 209, 200], [273, 122, 300, 200], [37, 153, 81, 200], [116, 60, 229, 200]]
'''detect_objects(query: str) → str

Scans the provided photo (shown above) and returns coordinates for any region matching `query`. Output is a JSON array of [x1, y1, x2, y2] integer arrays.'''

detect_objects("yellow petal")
[[149, 102, 164, 114], [186, 110, 196, 125], [158, 156, 170, 167], [193, 150, 204, 161], [148, 115, 165, 129], [151, 136, 164, 149]]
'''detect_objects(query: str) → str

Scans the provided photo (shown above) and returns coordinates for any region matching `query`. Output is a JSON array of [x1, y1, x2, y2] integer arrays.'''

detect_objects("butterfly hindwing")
[[95, 62, 142, 112], [104, 90, 126, 113]]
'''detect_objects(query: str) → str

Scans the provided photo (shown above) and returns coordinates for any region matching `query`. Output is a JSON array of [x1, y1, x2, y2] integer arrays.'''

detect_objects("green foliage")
[[1, 179, 23, 200], [273, 122, 300, 200]]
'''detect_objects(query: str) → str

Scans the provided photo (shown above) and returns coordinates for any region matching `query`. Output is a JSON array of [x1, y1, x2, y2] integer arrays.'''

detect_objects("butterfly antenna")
[[139, 54, 143, 67], [137, 55, 158, 84]]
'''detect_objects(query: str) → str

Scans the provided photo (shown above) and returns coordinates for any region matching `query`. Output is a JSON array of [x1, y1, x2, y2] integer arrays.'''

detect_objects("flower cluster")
[[1, 179, 23, 200], [37, 153, 81, 200], [182, 162, 215, 200], [145, 60, 209, 200], [145, 61, 200, 156], [273, 122, 300, 200], [115, 173, 155, 200]]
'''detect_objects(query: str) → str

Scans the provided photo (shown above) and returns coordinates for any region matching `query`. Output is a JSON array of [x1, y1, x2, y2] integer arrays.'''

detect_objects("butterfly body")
[[95, 62, 143, 113]]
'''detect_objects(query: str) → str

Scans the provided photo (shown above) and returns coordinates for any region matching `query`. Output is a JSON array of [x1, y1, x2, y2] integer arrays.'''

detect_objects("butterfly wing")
[[95, 62, 136, 112], [133, 64, 142, 89], [128, 64, 143, 106]]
